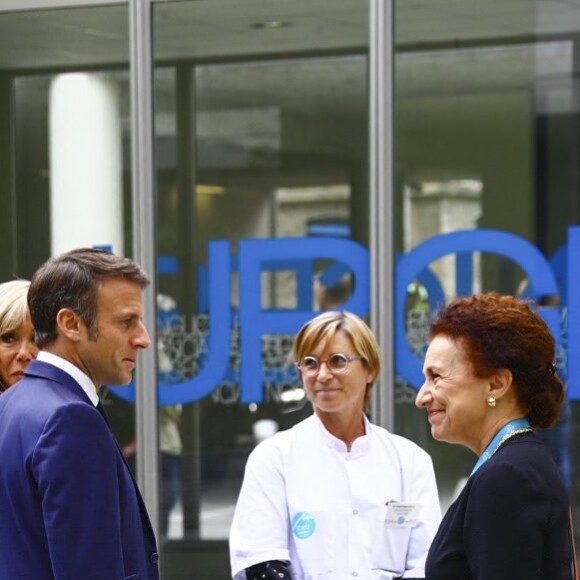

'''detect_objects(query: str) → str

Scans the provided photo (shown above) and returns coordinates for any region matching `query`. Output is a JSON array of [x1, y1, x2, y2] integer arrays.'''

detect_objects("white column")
[[49, 73, 124, 256]]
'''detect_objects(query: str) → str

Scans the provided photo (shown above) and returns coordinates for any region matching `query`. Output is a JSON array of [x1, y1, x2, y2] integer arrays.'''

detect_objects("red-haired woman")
[[416, 293, 573, 580]]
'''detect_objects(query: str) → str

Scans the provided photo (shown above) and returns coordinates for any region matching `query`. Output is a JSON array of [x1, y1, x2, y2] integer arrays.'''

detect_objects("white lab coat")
[[230, 414, 441, 579]]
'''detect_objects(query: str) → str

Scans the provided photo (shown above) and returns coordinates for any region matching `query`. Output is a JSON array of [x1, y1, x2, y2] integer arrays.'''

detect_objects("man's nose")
[[133, 323, 151, 349]]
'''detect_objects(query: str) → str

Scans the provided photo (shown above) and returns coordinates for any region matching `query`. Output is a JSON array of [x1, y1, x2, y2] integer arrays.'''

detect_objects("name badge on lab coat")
[[384, 502, 420, 528]]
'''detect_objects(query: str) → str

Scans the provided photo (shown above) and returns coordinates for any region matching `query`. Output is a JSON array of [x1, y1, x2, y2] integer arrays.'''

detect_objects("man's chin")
[[104, 375, 134, 388]]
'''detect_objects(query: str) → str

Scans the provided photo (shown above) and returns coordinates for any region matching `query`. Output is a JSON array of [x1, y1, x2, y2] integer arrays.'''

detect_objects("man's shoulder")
[[0, 370, 87, 424], [0, 384, 101, 459], [25, 358, 70, 382]]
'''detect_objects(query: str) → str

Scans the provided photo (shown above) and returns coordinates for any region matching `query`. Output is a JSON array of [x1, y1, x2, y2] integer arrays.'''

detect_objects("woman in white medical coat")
[[229, 311, 441, 580]]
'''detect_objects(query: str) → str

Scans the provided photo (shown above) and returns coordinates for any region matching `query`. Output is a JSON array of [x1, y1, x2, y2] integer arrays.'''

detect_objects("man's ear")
[[55, 309, 83, 342], [489, 368, 513, 400]]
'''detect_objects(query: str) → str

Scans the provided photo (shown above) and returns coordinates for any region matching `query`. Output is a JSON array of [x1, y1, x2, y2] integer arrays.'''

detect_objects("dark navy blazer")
[[426, 432, 572, 580], [0, 359, 159, 579]]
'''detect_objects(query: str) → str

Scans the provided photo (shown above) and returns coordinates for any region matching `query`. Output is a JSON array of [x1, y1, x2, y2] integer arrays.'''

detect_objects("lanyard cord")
[[470, 418, 532, 476]]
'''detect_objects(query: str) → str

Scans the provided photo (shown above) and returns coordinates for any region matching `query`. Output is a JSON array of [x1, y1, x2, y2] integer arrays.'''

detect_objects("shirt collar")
[[37, 351, 99, 407], [313, 412, 372, 453]]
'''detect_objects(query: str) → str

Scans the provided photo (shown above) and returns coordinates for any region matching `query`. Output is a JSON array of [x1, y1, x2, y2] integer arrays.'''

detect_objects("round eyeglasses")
[[295, 353, 362, 377]]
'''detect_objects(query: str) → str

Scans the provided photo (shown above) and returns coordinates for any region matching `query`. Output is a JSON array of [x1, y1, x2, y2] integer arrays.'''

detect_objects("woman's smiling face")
[[416, 334, 492, 454], [300, 330, 374, 418]]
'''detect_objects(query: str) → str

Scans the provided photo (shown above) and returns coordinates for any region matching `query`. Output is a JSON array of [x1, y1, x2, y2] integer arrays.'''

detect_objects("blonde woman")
[[0, 280, 38, 393], [230, 311, 441, 580]]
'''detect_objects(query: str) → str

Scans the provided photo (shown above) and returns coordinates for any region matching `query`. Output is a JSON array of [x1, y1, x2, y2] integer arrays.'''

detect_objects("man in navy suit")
[[0, 248, 160, 579]]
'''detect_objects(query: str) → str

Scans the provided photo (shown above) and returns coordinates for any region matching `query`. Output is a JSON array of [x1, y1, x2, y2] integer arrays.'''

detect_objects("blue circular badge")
[[292, 512, 316, 539], [397, 515, 406, 525]]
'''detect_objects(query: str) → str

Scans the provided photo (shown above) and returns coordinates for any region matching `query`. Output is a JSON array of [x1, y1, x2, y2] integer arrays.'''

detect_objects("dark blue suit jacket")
[[0, 359, 160, 579]]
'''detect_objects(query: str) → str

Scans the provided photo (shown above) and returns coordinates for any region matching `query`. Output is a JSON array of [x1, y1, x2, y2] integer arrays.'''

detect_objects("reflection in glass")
[[155, 56, 367, 544]]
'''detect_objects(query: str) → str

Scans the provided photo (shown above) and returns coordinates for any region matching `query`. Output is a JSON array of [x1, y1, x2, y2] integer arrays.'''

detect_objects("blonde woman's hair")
[[0, 280, 31, 337]]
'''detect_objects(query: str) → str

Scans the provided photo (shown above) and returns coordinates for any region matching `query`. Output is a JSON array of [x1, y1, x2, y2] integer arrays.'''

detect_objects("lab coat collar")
[[312, 412, 372, 454]]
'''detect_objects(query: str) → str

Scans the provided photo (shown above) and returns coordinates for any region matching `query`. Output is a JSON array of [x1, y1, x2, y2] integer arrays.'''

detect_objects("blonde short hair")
[[292, 311, 381, 410], [0, 280, 31, 337]]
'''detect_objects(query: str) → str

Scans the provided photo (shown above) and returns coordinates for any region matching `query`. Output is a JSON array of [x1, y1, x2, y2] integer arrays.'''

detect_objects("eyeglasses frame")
[[294, 353, 363, 377]]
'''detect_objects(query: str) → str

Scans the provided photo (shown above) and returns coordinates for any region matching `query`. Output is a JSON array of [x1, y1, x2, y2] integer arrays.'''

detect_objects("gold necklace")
[[494, 427, 532, 455]]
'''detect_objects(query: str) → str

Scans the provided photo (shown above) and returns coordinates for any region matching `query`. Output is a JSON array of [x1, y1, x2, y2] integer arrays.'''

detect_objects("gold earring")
[[487, 395, 496, 408]]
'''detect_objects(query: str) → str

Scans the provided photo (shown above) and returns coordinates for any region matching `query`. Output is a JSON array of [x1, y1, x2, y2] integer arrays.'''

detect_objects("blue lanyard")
[[471, 418, 531, 476]]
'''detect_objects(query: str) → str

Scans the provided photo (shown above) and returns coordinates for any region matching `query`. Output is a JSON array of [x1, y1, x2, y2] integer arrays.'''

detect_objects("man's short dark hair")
[[28, 248, 150, 349]]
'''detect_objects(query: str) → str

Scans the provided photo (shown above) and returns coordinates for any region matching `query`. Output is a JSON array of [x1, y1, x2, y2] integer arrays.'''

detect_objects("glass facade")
[[152, 4, 368, 575], [1, 0, 580, 578], [393, 4, 580, 520]]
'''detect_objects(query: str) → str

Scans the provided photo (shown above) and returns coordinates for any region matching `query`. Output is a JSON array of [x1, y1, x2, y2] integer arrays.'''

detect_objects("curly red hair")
[[429, 293, 564, 428]]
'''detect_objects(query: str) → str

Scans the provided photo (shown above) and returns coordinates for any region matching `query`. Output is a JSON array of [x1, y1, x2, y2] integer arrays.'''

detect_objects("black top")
[[426, 433, 572, 580], [245, 560, 292, 580]]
